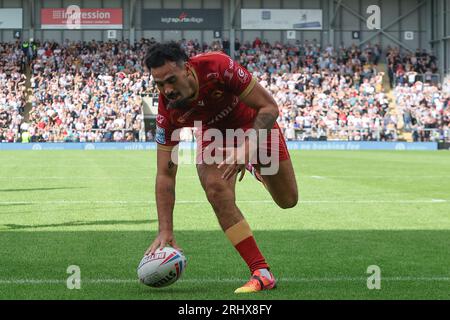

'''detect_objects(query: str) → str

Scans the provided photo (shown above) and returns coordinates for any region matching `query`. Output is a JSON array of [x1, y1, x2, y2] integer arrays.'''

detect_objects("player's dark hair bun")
[[143, 41, 188, 70]]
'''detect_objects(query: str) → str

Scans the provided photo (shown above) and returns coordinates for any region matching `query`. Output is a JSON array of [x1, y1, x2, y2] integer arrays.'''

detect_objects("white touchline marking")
[[0, 200, 275, 205], [0, 277, 448, 285], [0, 177, 156, 180], [310, 176, 325, 179], [431, 199, 447, 203], [0, 200, 448, 205]]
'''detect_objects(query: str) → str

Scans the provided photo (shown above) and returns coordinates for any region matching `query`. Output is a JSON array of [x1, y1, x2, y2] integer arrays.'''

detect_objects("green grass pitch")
[[0, 150, 449, 300]]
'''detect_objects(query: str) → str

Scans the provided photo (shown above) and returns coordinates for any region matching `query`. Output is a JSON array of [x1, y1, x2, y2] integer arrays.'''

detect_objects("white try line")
[[1, 175, 450, 180], [0, 276, 449, 285], [0, 177, 162, 180], [0, 199, 448, 205], [307, 175, 450, 179]]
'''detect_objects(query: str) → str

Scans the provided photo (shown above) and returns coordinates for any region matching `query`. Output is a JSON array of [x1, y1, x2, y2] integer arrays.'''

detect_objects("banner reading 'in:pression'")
[[41, 8, 123, 29]]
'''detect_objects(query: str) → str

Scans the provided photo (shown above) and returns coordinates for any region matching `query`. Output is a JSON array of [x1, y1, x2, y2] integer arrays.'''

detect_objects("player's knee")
[[205, 182, 233, 208], [277, 191, 298, 209]]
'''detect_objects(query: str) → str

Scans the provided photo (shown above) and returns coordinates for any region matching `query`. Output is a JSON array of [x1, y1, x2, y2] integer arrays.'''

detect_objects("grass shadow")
[[2, 219, 156, 230], [0, 187, 87, 192]]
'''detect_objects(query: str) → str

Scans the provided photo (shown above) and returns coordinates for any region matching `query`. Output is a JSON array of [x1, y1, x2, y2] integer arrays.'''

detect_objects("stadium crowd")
[[175, 38, 393, 141], [394, 79, 450, 142], [387, 47, 449, 142], [0, 42, 27, 143], [1, 37, 449, 143], [25, 39, 155, 142], [232, 40, 391, 141], [386, 46, 440, 88]]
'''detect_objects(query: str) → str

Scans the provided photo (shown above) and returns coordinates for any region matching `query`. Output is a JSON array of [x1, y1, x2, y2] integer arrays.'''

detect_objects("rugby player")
[[144, 42, 298, 293]]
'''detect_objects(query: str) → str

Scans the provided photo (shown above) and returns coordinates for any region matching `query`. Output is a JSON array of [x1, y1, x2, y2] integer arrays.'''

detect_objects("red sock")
[[225, 220, 269, 274], [235, 236, 270, 273]]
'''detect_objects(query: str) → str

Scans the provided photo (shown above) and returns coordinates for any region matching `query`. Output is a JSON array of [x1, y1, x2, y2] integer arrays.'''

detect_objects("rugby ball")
[[137, 247, 187, 287]]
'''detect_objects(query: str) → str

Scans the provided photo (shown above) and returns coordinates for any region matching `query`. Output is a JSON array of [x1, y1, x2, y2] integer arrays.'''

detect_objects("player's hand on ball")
[[146, 231, 182, 256]]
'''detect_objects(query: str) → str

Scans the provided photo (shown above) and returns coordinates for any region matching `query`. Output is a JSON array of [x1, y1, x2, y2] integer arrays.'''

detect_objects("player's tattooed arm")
[[219, 79, 278, 180], [253, 112, 277, 131], [155, 148, 177, 232], [240, 81, 279, 132], [250, 111, 278, 150], [164, 161, 176, 197]]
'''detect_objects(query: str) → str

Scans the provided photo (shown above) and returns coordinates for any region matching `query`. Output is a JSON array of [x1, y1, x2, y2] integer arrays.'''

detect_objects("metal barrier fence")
[[393, 73, 441, 87], [407, 128, 450, 143], [17, 128, 147, 143], [289, 127, 393, 142]]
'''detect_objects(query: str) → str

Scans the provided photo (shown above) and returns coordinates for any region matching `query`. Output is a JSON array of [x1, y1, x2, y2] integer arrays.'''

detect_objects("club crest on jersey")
[[156, 114, 166, 125]]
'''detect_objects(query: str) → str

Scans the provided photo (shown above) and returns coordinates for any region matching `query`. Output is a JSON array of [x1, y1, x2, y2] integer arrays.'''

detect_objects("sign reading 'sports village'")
[[142, 9, 223, 30]]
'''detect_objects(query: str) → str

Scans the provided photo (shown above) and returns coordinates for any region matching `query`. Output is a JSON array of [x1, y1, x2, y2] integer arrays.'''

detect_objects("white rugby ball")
[[137, 247, 187, 287]]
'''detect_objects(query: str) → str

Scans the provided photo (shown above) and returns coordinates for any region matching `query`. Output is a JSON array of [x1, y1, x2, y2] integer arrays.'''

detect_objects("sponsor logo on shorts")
[[156, 126, 166, 144], [169, 121, 281, 176]]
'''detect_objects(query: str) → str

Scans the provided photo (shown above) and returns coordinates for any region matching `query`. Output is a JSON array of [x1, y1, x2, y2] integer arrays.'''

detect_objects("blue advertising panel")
[[0, 141, 438, 151]]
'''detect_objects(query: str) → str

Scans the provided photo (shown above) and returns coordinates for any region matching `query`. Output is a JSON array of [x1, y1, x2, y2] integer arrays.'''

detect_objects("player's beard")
[[166, 91, 196, 110], [167, 95, 192, 110]]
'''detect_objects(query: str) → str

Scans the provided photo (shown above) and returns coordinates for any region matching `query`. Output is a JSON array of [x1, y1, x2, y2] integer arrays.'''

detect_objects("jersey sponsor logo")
[[237, 67, 249, 83], [155, 125, 166, 144], [197, 100, 205, 106], [206, 104, 235, 126]]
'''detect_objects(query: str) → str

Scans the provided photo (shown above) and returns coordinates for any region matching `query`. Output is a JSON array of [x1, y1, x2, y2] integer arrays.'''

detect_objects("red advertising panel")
[[41, 8, 123, 29]]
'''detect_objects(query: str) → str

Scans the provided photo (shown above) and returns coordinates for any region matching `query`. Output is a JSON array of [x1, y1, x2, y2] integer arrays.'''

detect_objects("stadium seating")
[[389, 48, 450, 142], [1, 38, 448, 143], [0, 42, 27, 143], [24, 40, 153, 142]]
